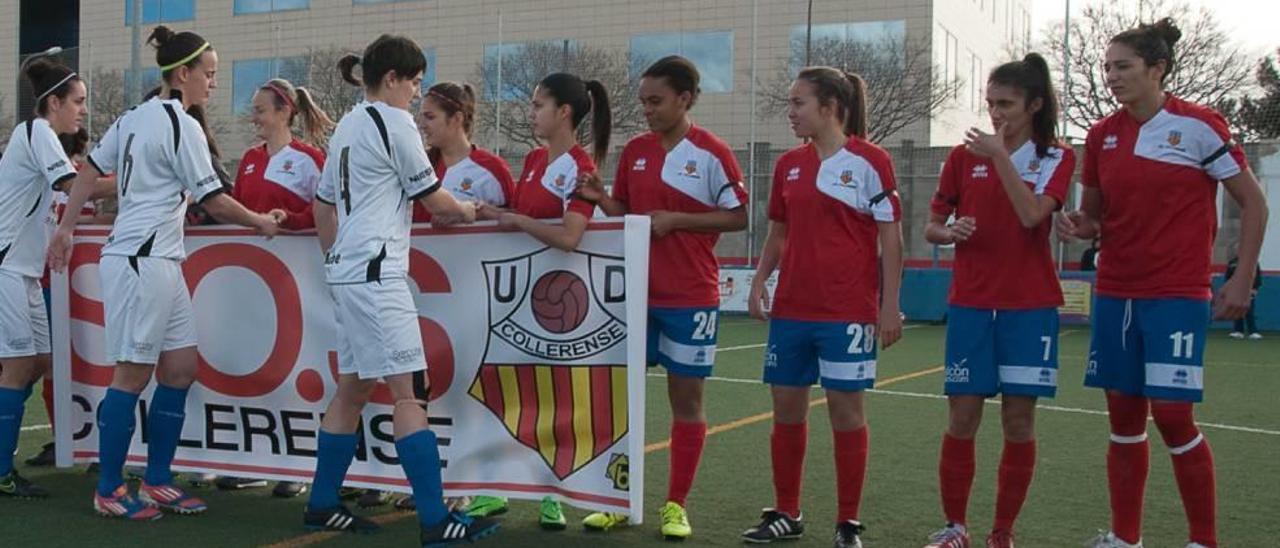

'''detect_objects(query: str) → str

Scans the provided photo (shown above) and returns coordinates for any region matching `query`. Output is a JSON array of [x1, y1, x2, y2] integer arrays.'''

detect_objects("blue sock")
[[0, 387, 27, 476], [96, 388, 140, 497], [397, 429, 448, 527], [307, 430, 358, 512], [144, 384, 188, 486]]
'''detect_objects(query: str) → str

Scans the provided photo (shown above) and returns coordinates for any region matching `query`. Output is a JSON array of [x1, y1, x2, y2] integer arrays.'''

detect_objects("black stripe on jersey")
[[162, 103, 182, 153], [315, 194, 336, 205], [713, 182, 742, 205], [364, 106, 391, 157], [24, 120, 34, 142], [86, 153, 107, 177], [868, 189, 896, 207], [407, 179, 442, 202], [128, 232, 157, 273], [196, 186, 225, 205], [0, 244, 9, 266], [24, 194, 42, 217], [365, 244, 387, 283], [1201, 143, 1233, 168], [51, 171, 76, 192]]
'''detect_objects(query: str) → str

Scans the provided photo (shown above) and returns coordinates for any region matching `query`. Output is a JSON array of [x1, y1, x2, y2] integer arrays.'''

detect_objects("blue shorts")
[[944, 306, 1059, 398], [763, 318, 877, 392], [647, 306, 719, 378], [1085, 296, 1210, 402]]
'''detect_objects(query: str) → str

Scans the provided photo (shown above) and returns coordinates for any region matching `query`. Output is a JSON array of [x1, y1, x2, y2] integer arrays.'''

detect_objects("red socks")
[[771, 422, 808, 517], [833, 426, 869, 522], [1152, 402, 1217, 548], [666, 420, 707, 506], [993, 439, 1036, 532], [1106, 392, 1150, 545], [939, 434, 976, 526]]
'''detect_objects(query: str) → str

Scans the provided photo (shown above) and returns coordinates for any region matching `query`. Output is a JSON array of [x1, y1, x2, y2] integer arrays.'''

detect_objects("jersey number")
[[119, 133, 137, 196], [338, 146, 352, 214], [1041, 336, 1053, 362], [847, 324, 876, 354], [1170, 331, 1195, 359], [691, 311, 718, 341]]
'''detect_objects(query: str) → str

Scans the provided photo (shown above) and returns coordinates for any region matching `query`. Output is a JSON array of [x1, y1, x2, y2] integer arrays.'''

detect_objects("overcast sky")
[[1032, 0, 1279, 57]]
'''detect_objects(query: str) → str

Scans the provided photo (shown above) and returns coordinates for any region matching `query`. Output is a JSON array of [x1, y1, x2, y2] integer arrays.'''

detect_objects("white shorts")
[[101, 255, 197, 365], [0, 270, 50, 358], [331, 277, 426, 380]]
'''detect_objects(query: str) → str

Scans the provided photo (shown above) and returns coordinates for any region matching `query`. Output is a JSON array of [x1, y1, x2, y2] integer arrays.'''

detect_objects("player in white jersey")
[[48, 26, 283, 521], [0, 55, 96, 499], [303, 34, 499, 547]]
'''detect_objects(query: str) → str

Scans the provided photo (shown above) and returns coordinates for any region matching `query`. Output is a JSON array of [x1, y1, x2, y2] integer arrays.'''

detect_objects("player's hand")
[[650, 211, 680, 238], [575, 172, 606, 203], [476, 202, 503, 221], [964, 125, 1006, 159], [748, 280, 770, 321], [459, 201, 478, 224], [1213, 273, 1253, 320], [948, 216, 976, 243], [878, 306, 904, 349], [46, 226, 74, 273], [497, 212, 522, 230], [267, 209, 288, 225], [256, 213, 281, 239], [1055, 210, 1096, 241]]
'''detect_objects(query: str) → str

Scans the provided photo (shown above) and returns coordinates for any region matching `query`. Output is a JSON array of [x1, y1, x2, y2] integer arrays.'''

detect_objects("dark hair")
[[1110, 17, 1183, 84], [338, 34, 426, 90], [537, 72, 612, 164], [424, 81, 478, 166], [149, 25, 213, 82], [260, 78, 335, 147], [642, 55, 701, 108], [796, 66, 867, 138], [23, 56, 81, 117], [59, 127, 90, 157], [988, 52, 1060, 157]]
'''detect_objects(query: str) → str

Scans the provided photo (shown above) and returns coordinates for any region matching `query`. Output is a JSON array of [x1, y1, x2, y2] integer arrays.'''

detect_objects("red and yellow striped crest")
[[469, 363, 628, 480]]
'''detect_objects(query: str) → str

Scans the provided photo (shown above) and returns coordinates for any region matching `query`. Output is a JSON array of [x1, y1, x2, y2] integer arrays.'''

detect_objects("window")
[[125, 67, 163, 98], [788, 20, 905, 74], [232, 57, 308, 113], [234, 0, 308, 14], [970, 53, 982, 113], [482, 39, 578, 101], [124, 0, 195, 24], [421, 48, 438, 91], [629, 31, 734, 93]]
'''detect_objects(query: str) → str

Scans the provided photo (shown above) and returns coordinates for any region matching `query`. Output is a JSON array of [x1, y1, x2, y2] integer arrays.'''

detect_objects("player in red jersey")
[[921, 53, 1075, 548], [468, 72, 611, 529], [412, 81, 515, 224], [575, 55, 748, 540], [740, 67, 903, 548], [1056, 18, 1268, 548]]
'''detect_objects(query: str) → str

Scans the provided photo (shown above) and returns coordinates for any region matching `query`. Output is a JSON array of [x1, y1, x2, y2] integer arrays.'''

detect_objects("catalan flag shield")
[[472, 248, 629, 480]]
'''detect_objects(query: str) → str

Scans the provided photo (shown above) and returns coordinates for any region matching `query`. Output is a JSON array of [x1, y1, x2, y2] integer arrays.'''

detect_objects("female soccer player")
[[412, 81, 515, 223], [305, 34, 498, 546], [466, 71, 610, 530], [740, 67, 903, 548], [0, 55, 88, 499], [575, 55, 748, 540], [48, 25, 283, 521], [1057, 18, 1268, 548], [921, 53, 1074, 548]]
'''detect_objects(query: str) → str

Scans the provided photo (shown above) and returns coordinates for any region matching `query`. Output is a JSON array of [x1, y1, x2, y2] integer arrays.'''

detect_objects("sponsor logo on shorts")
[[7, 337, 32, 350], [946, 359, 970, 383], [1172, 368, 1192, 386], [389, 347, 424, 364], [131, 341, 155, 353], [763, 346, 778, 368], [1039, 368, 1053, 384], [1086, 351, 1099, 376], [693, 349, 708, 364]]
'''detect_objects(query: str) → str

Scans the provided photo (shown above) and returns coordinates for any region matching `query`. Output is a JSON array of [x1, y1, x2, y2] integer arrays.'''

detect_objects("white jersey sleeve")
[[172, 112, 223, 203], [386, 113, 439, 200], [29, 121, 76, 190], [88, 117, 122, 175], [315, 150, 338, 205]]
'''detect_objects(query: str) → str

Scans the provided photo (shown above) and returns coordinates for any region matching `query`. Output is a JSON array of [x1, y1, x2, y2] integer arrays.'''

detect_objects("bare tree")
[[301, 46, 363, 123], [1039, 0, 1255, 134], [87, 68, 131, 143], [760, 35, 964, 144], [471, 40, 644, 153], [1221, 49, 1280, 141], [0, 90, 11, 149]]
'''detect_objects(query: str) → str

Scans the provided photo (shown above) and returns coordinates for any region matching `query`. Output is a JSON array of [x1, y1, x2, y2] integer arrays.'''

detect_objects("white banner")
[[51, 217, 650, 518], [717, 267, 777, 313]]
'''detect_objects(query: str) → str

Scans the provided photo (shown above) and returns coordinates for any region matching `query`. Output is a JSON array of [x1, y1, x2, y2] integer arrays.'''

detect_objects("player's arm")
[[650, 208, 747, 237], [313, 200, 338, 252], [503, 210, 589, 252], [991, 153, 1059, 228], [575, 171, 628, 216], [47, 163, 104, 272], [747, 221, 786, 320], [1056, 187, 1101, 241], [200, 193, 281, 236], [418, 189, 477, 227], [1215, 168, 1269, 319], [878, 220, 905, 349]]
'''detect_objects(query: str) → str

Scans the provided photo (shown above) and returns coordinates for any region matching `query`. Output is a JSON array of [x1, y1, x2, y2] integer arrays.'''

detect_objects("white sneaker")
[[1087, 531, 1142, 548], [1229, 331, 1245, 339], [1248, 332, 1263, 340]]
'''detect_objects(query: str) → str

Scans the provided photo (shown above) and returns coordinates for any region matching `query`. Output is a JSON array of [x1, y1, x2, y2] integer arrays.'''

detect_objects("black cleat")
[[741, 508, 804, 543], [303, 504, 381, 534]]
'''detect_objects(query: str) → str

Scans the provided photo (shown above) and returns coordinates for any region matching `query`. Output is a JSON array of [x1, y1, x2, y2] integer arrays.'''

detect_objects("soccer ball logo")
[[530, 270, 590, 334]]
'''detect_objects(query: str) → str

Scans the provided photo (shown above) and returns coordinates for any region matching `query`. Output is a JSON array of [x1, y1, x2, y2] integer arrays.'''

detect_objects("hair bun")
[[1150, 17, 1183, 48], [1022, 52, 1051, 76], [147, 25, 176, 48]]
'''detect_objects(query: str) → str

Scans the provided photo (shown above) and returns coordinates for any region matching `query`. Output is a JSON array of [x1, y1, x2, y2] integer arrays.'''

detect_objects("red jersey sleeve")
[[767, 156, 788, 222], [860, 146, 901, 223], [1042, 146, 1075, 207], [611, 145, 631, 207], [1197, 107, 1247, 181], [709, 141, 748, 210], [1082, 126, 1101, 188], [930, 146, 964, 217], [566, 149, 597, 218]]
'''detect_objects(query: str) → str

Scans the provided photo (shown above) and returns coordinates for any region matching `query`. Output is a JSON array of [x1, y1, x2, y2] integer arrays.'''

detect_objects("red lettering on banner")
[[68, 243, 113, 386], [183, 243, 303, 397]]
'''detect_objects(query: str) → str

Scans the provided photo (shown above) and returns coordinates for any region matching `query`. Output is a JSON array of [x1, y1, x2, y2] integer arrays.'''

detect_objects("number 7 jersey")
[[316, 101, 441, 285]]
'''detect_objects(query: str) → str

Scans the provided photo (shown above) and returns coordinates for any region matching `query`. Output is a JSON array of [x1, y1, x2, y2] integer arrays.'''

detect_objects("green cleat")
[[0, 469, 48, 499], [539, 496, 566, 530], [582, 511, 630, 532], [465, 495, 509, 518], [659, 501, 692, 540]]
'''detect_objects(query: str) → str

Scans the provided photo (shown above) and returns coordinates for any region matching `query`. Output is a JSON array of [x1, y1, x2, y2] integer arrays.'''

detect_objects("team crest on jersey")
[[1103, 134, 1119, 150], [786, 167, 801, 182], [1027, 158, 1042, 174], [281, 160, 295, 175], [554, 174, 568, 189], [1167, 130, 1182, 146], [838, 169, 855, 187], [632, 158, 647, 171], [681, 160, 700, 179], [459, 178, 474, 193], [470, 248, 629, 480], [971, 165, 990, 179]]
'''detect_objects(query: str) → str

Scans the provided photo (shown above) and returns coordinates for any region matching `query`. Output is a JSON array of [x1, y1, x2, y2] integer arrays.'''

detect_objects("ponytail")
[[797, 66, 868, 139], [337, 54, 362, 87], [989, 52, 1060, 157], [584, 80, 612, 165], [842, 72, 868, 139], [340, 35, 426, 92], [294, 87, 335, 148]]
